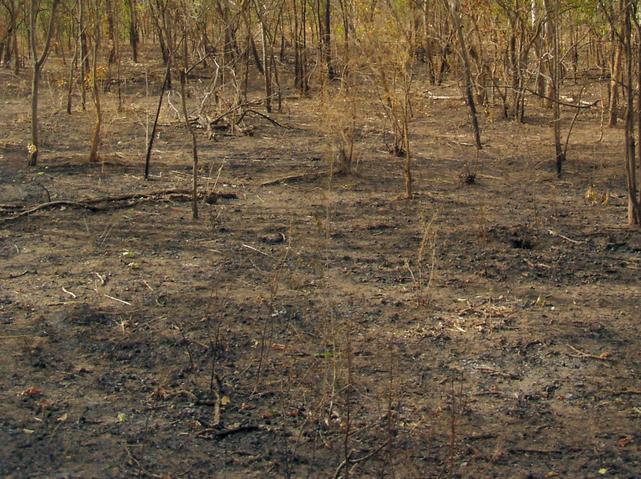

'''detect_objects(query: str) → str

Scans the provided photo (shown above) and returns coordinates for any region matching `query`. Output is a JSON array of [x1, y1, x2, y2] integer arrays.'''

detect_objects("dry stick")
[[259, 171, 326, 187], [1, 270, 37, 280], [197, 425, 260, 439], [562, 86, 587, 159], [186, 51, 214, 76], [66, 28, 79, 114], [208, 335, 222, 427], [206, 99, 273, 128], [236, 109, 293, 129], [547, 229, 585, 245], [520, 85, 599, 109], [104, 294, 132, 305], [144, 62, 171, 180], [0, 201, 102, 223], [332, 442, 387, 479], [610, 389, 641, 396], [566, 344, 611, 361]]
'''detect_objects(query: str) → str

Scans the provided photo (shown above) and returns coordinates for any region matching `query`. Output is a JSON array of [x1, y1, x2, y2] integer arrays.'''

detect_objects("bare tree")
[[543, 0, 564, 177], [27, 0, 61, 166], [179, 0, 199, 219], [127, 0, 139, 62], [622, 0, 640, 225], [447, 0, 481, 150]]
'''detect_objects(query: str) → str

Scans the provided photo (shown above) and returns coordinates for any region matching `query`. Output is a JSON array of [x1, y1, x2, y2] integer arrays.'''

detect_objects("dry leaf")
[[618, 436, 633, 448]]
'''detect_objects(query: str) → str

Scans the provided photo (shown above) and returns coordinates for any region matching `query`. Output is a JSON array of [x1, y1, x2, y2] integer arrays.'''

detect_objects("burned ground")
[[1, 63, 640, 478]]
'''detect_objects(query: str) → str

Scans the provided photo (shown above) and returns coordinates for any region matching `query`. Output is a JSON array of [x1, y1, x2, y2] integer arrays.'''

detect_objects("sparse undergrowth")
[[1, 59, 641, 478]]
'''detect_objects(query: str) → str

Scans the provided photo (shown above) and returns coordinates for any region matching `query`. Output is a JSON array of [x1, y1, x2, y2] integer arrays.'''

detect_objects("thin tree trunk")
[[106, 0, 116, 64], [29, 65, 41, 166], [623, 1, 640, 225], [179, 10, 199, 220], [88, 0, 102, 163], [79, 0, 87, 111], [144, 63, 170, 179], [324, 0, 334, 79], [544, 0, 564, 176], [128, 0, 139, 62], [609, 0, 624, 127], [259, 12, 272, 113], [448, 0, 482, 150], [66, 34, 79, 114], [28, 0, 61, 166]]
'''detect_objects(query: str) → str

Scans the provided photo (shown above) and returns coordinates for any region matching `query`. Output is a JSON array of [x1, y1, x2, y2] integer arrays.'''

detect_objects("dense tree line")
[[1, 0, 640, 225]]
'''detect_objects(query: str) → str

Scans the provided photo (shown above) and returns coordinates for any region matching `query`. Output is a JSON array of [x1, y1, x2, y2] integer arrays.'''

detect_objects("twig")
[[0, 201, 101, 223], [566, 344, 611, 361], [563, 86, 586, 158], [197, 425, 260, 439], [242, 244, 272, 257], [610, 389, 641, 396], [511, 447, 560, 454], [474, 366, 519, 379], [259, 171, 326, 187], [0, 335, 40, 340], [104, 294, 132, 306], [520, 86, 599, 109], [236, 109, 293, 129], [1, 270, 37, 280], [94, 272, 107, 286], [548, 229, 585, 245], [144, 62, 171, 179], [62, 287, 77, 298], [333, 442, 387, 479], [207, 100, 263, 126]]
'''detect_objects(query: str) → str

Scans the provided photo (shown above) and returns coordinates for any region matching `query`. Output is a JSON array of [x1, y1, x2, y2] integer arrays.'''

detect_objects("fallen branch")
[[104, 294, 132, 306], [0, 270, 38, 280], [566, 344, 611, 361], [259, 171, 327, 187], [610, 389, 641, 396], [0, 189, 237, 224], [206, 100, 264, 127], [0, 201, 104, 223], [236, 109, 293, 129], [548, 229, 585, 245], [197, 425, 261, 439]]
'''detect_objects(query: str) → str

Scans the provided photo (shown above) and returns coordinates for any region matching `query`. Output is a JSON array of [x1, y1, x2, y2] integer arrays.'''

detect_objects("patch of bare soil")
[[1, 64, 640, 478]]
